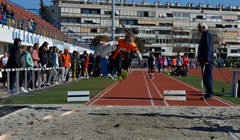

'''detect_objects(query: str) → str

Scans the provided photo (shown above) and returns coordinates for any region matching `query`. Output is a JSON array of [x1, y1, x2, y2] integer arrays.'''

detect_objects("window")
[[196, 15, 203, 19], [231, 49, 238, 53], [81, 8, 100, 14], [91, 28, 98, 33], [166, 13, 173, 17], [119, 19, 137, 25]]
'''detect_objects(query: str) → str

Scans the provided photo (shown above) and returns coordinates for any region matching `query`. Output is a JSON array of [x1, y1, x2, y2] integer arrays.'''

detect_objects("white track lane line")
[[84, 82, 118, 106], [87, 82, 119, 106], [143, 71, 155, 106], [167, 75, 235, 107], [145, 71, 169, 106]]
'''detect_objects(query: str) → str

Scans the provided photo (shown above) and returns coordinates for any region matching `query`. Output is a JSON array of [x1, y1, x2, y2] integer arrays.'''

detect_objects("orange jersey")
[[113, 39, 139, 60], [61, 49, 71, 68], [171, 58, 177, 66]]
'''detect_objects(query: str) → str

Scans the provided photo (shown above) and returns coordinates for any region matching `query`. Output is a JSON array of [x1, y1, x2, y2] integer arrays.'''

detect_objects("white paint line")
[[87, 82, 119, 106], [42, 115, 54, 120], [0, 133, 12, 140], [60, 110, 79, 116], [85, 82, 118, 106], [167, 75, 235, 107], [143, 71, 155, 106], [228, 132, 240, 140], [146, 71, 169, 106]]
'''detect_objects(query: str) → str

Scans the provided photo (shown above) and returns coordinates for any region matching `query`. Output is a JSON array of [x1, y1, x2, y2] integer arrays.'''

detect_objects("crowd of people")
[[0, 2, 37, 32], [0, 38, 102, 95], [0, 2, 14, 26], [147, 53, 193, 77]]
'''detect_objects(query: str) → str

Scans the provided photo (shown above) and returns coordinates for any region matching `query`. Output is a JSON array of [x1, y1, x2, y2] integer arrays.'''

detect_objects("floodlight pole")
[[111, 0, 115, 42]]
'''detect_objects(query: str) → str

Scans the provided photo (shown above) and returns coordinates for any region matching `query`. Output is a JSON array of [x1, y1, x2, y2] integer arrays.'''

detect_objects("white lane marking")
[[167, 75, 234, 106], [42, 115, 54, 120], [87, 82, 119, 106], [228, 132, 240, 140], [146, 72, 169, 106], [0, 133, 12, 140], [60, 110, 78, 116], [143, 71, 155, 106]]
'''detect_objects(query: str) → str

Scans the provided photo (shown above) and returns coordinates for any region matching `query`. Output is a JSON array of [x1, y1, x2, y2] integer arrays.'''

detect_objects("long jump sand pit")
[[0, 105, 240, 140]]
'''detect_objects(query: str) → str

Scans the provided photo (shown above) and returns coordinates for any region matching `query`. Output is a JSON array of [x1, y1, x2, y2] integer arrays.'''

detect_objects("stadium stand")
[[0, 0, 73, 44]]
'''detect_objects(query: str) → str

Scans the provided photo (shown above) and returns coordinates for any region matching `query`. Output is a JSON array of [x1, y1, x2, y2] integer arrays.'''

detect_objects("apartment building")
[[51, 0, 240, 59]]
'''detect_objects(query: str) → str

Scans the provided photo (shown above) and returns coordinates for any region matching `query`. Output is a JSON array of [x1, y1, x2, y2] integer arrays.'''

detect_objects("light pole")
[[111, 0, 115, 42]]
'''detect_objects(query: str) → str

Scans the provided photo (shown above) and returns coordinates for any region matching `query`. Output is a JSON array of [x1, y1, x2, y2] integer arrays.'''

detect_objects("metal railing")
[[0, 67, 67, 95], [0, 15, 74, 44]]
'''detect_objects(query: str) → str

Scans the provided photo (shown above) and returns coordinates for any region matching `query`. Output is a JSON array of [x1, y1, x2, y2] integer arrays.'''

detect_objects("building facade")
[[52, 0, 240, 59]]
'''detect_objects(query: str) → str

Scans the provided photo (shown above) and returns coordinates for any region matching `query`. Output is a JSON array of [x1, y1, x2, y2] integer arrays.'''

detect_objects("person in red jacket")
[[183, 55, 189, 69]]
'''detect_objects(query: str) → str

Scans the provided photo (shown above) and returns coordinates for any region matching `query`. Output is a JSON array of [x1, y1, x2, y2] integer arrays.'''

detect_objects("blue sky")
[[9, 0, 239, 9]]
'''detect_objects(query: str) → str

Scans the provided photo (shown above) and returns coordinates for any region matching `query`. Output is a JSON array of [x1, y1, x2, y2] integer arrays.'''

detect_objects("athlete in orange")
[[111, 35, 142, 77]]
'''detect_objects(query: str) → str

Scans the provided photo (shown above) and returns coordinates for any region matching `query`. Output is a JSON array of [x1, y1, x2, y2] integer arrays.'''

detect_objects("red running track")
[[188, 67, 235, 83], [85, 69, 236, 107]]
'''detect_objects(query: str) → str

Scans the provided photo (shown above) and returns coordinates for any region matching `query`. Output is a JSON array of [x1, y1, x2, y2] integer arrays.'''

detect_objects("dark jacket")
[[6, 38, 21, 68], [38, 48, 48, 67], [47, 50, 54, 67], [197, 30, 215, 64]]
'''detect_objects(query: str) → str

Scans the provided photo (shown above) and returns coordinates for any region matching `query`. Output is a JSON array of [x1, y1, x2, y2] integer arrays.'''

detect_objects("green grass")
[[174, 75, 240, 105], [1, 77, 114, 104]]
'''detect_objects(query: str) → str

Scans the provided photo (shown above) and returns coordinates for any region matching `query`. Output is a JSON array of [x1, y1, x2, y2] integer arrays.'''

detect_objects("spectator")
[[88, 53, 94, 77], [46, 46, 54, 85], [61, 48, 71, 82], [163, 56, 167, 73], [183, 55, 189, 69], [171, 56, 177, 71], [176, 55, 183, 76], [31, 18, 36, 32], [21, 46, 34, 90], [157, 54, 163, 74], [39, 42, 48, 86], [9, 9, 14, 26], [1, 11, 7, 25], [31, 43, 40, 88], [84, 53, 89, 79], [28, 19, 33, 33], [0, 51, 8, 86], [53, 47, 59, 84], [6, 38, 21, 94], [0, 9, 2, 24], [148, 53, 155, 78], [58, 50, 63, 81], [93, 52, 101, 77], [71, 51, 80, 79], [167, 56, 172, 72], [18, 46, 29, 93]]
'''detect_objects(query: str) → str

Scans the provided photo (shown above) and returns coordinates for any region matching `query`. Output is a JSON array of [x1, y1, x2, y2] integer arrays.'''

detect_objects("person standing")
[[21, 46, 34, 90], [31, 43, 40, 88], [157, 54, 163, 75], [0, 51, 8, 86], [61, 48, 71, 82], [38, 42, 48, 86], [6, 38, 21, 94], [197, 22, 215, 100], [147, 53, 155, 79], [176, 55, 183, 76]]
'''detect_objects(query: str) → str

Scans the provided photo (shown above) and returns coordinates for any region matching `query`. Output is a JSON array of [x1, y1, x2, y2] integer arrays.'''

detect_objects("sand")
[[0, 105, 240, 140]]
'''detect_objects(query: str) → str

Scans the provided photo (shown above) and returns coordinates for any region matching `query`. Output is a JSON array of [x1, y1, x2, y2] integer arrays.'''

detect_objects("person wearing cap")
[[197, 22, 215, 100]]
